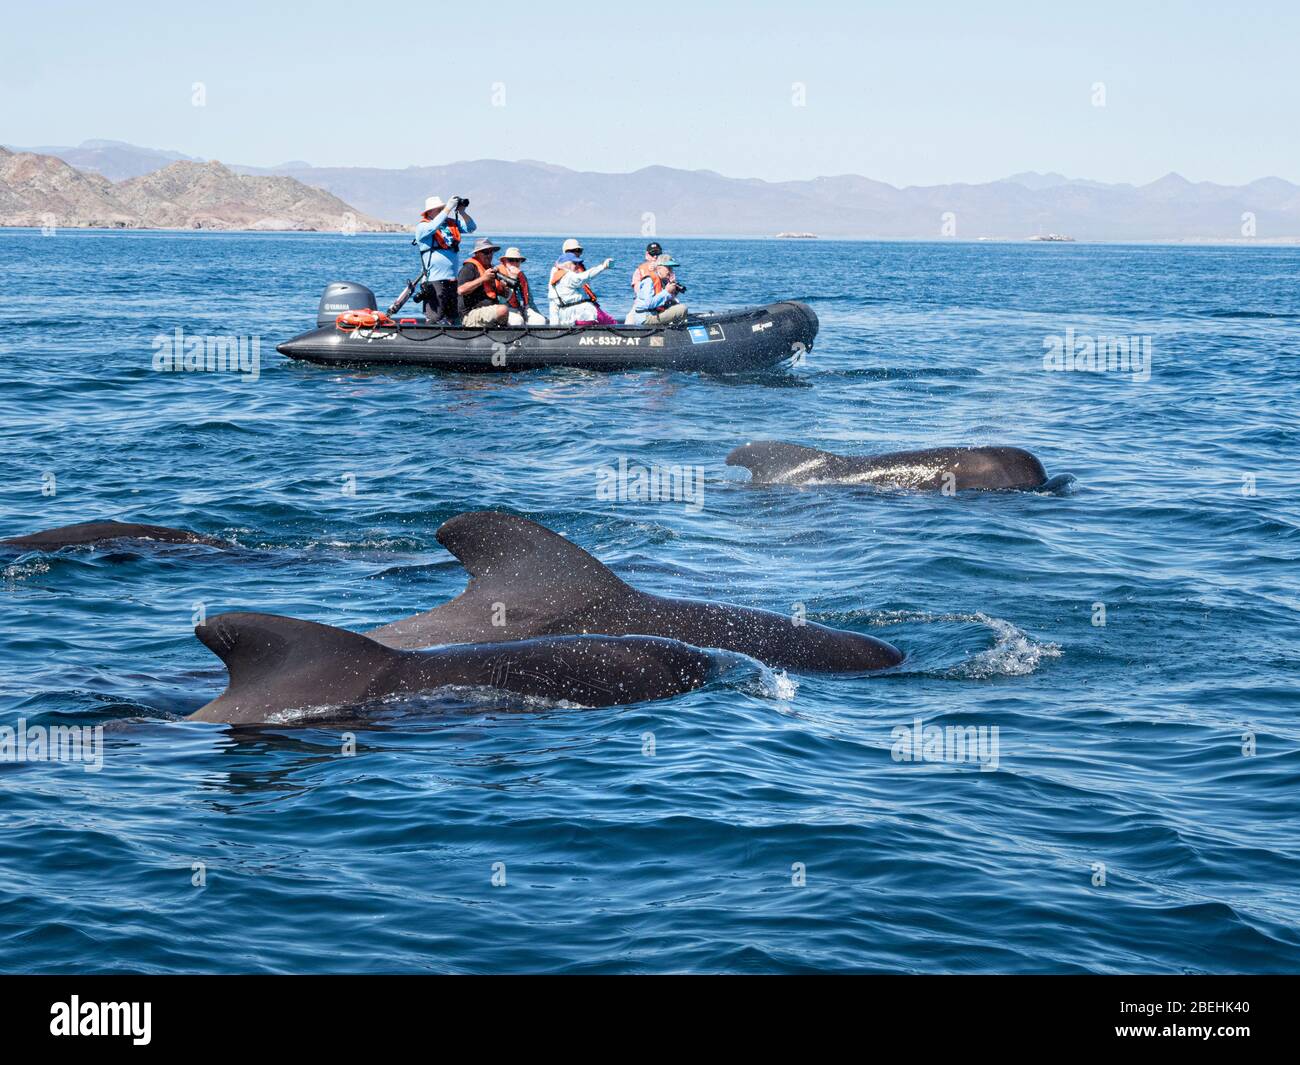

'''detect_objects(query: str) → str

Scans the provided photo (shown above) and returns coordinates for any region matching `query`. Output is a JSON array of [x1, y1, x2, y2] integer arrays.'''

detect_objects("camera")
[[452, 196, 469, 210], [674, 281, 687, 293]]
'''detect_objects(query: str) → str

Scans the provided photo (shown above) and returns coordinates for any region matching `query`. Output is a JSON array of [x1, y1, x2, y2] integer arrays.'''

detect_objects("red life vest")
[[505, 270, 531, 310], [550, 265, 598, 307], [463, 257, 503, 300]]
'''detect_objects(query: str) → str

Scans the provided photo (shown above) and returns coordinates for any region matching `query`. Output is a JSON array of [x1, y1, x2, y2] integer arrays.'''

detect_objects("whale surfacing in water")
[[365, 511, 902, 672], [190, 612, 725, 724], [726, 442, 1051, 491], [1, 520, 229, 551]]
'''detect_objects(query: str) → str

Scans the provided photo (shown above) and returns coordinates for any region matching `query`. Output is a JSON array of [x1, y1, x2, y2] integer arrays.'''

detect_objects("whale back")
[[189, 611, 725, 723], [368, 511, 902, 672], [419, 633, 724, 707], [1, 520, 228, 550], [727, 442, 1048, 490]]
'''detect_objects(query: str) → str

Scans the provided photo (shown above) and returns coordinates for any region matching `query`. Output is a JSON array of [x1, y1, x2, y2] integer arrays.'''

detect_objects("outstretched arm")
[[577, 258, 612, 281]]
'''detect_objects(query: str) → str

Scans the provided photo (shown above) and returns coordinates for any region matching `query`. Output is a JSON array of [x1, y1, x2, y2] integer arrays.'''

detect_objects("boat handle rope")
[[378, 323, 668, 343]]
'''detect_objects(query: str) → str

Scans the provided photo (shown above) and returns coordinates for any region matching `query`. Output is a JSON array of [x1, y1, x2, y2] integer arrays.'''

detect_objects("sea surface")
[[1, 230, 1298, 974]]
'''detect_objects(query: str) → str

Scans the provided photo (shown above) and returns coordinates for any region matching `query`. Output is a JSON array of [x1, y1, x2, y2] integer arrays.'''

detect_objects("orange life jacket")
[[463, 257, 503, 301], [630, 259, 658, 291], [550, 265, 598, 307], [431, 221, 461, 252]]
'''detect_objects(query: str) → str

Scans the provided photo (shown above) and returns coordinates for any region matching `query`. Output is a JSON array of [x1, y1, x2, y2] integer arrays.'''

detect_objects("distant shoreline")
[[3, 225, 1299, 247]]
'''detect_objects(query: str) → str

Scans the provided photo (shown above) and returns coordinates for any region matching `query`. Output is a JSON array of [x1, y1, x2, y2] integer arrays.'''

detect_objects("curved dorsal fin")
[[725, 441, 839, 483], [366, 512, 633, 648], [193, 612, 398, 722], [436, 511, 631, 592]]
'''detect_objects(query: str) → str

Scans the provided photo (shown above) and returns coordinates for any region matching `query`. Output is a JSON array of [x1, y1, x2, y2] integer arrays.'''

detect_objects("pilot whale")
[[0, 520, 229, 551], [190, 612, 727, 724], [726, 442, 1055, 491], [366, 511, 902, 672]]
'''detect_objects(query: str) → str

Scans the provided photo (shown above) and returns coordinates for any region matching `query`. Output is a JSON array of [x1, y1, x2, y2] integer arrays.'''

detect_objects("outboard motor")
[[317, 281, 377, 329]]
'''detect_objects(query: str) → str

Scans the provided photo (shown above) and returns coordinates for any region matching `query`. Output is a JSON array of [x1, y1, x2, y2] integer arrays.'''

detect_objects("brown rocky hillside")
[[0, 149, 399, 232]]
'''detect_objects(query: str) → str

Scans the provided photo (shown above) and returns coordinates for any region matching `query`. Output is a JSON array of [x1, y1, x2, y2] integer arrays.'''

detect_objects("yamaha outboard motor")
[[317, 281, 377, 328]]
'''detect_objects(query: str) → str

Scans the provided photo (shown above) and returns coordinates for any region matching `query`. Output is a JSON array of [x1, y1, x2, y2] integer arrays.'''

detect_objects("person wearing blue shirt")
[[415, 195, 477, 323], [625, 254, 688, 325]]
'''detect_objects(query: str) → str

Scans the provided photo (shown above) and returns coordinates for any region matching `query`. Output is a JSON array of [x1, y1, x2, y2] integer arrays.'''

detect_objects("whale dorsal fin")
[[725, 441, 841, 483], [366, 512, 634, 648], [193, 612, 398, 722], [437, 511, 632, 591]]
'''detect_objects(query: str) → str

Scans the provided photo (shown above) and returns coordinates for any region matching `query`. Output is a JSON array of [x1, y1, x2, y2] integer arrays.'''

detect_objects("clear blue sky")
[[5, 0, 1297, 186]]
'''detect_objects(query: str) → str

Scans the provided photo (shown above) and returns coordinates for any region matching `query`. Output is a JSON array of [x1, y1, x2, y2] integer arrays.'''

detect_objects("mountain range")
[[6, 139, 1300, 241]]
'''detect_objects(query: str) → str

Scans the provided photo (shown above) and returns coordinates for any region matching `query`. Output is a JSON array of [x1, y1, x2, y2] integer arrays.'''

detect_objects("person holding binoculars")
[[415, 194, 477, 324]]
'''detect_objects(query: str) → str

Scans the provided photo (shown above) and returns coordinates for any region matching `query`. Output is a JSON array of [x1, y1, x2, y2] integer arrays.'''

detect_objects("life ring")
[[336, 309, 393, 330]]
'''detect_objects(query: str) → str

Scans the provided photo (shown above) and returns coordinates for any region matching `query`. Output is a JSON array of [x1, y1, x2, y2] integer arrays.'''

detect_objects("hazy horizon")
[[11, 138, 1298, 192]]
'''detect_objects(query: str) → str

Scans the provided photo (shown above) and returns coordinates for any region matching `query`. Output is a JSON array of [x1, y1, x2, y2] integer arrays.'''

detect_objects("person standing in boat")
[[626, 254, 688, 325], [456, 238, 511, 327], [416, 195, 476, 324], [497, 247, 545, 325], [548, 240, 615, 325]]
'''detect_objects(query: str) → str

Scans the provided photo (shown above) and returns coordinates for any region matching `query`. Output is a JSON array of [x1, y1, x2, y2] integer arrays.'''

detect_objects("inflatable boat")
[[276, 282, 817, 373]]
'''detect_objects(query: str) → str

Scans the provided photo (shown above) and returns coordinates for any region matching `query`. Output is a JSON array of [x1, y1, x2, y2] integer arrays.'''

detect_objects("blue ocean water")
[[1, 229, 1298, 974]]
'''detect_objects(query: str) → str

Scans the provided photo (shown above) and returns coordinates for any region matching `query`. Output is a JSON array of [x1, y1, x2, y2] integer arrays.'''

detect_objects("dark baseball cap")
[[646, 242, 663, 256]]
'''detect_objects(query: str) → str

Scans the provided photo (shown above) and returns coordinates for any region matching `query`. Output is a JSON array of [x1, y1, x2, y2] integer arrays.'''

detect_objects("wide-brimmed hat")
[[422, 195, 446, 215], [471, 237, 501, 255], [654, 253, 680, 267], [500, 247, 527, 261], [562, 238, 583, 253]]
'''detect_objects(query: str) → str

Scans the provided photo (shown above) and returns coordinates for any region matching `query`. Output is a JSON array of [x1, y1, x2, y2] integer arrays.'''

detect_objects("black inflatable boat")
[[276, 282, 817, 373]]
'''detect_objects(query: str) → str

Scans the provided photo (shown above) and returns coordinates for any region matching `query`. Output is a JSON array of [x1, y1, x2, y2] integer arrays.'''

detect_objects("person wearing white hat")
[[497, 247, 546, 325], [415, 194, 477, 323], [546, 238, 616, 325], [548, 239, 583, 322]]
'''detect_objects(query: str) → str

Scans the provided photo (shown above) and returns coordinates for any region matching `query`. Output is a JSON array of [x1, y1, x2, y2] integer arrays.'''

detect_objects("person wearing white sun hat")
[[547, 238, 615, 325], [496, 247, 546, 325], [547, 238, 588, 322], [415, 194, 477, 323]]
